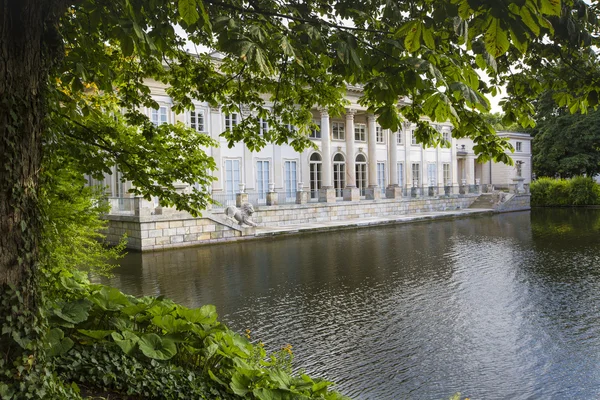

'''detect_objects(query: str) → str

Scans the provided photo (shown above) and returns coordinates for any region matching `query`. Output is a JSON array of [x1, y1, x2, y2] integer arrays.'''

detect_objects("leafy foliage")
[[530, 176, 600, 206], [41, 272, 347, 399], [532, 107, 600, 178]]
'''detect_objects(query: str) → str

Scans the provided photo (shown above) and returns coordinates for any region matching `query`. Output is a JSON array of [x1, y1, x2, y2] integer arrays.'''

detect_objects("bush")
[[531, 176, 600, 206], [569, 176, 599, 205]]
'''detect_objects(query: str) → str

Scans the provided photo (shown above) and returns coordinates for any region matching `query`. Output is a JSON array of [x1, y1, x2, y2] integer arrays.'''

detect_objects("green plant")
[[40, 272, 347, 399], [568, 176, 599, 205]]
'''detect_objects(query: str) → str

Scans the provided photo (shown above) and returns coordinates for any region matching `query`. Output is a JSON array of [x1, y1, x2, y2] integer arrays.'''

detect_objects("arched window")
[[355, 154, 367, 196], [333, 153, 345, 197], [309, 153, 322, 199]]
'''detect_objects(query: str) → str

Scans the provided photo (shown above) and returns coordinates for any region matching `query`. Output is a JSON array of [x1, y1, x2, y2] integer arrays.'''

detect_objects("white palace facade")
[[100, 80, 532, 208]]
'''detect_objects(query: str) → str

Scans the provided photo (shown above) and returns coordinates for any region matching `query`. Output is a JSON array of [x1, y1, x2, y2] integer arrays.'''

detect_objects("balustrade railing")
[[107, 197, 135, 215]]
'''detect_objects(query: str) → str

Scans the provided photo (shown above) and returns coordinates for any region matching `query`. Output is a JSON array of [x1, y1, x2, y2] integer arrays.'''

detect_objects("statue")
[[224, 202, 258, 227]]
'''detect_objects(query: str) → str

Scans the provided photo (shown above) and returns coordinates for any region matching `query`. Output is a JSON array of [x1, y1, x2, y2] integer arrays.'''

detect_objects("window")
[[443, 163, 451, 185], [151, 106, 168, 125], [309, 120, 321, 139], [284, 161, 297, 199], [411, 130, 418, 145], [355, 123, 366, 141], [516, 141, 522, 152], [256, 160, 270, 200], [428, 164, 436, 186], [396, 132, 403, 145], [190, 110, 205, 132], [397, 163, 404, 187], [411, 163, 420, 186], [258, 117, 268, 135], [332, 122, 345, 140], [285, 123, 296, 132], [224, 159, 241, 201], [355, 154, 367, 196], [516, 161, 523, 177], [225, 113, 238, 130], [376, 126, 384, 143], [442, 130, 450, 142], [377, 162, 386, 192], [309, 153, 322, 198], [333, 153, 346, 197]]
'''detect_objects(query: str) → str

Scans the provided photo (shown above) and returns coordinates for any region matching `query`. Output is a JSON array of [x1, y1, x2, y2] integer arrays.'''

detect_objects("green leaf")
[[90, 286, 132, 311], [178, 304, 218, 325], [77, 329, 114, 340], [111, 330, 139, 355], [422, 27, 435, 49], [53, 299, 92, 325], [46, 328, 74, 357], [539, 0, 561, 16], [179, 0, 200, 25], [138, 333, 177, 360], [404, 21, 422, 52], [484, 17, 510, 58]]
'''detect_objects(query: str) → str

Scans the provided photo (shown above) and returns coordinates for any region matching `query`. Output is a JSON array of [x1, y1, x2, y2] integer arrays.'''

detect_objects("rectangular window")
[[397, 162, 404, 187], [224, 159, 241, 201], [376, 126, 384, 143], [411, 163, 420, 186], [332, 122, 345, 140], [285, 123, 296, 132], [256, 160, 270, 199], [442, 130, 450, 142], [284, 161, 297, 198], [396, 132, 403, 145], [377, 162, 386, 191], [443, 163, 451, 185], [309, 120, 321, 139], [428, 164, 437, 186], [225, 113, 238, 130], [411, 130, 418, 145], [190, 110, 205, 132], [355, 123, 366, 141], [516, 141, 522, 152], [151, 106, 168, 125], [258, 117, 268, 135]]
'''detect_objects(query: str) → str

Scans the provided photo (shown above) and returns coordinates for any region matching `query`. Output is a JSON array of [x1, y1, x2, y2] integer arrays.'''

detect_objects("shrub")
[[531, 176, 600, 206], [569, 176, 599, 205]]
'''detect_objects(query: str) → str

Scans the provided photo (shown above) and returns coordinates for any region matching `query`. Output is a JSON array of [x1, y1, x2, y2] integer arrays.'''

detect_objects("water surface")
[[101, 209, 600, 399]]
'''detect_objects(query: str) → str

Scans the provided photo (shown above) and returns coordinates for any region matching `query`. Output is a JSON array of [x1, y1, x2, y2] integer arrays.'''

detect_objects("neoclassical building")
[[97, 80, 532, 207]]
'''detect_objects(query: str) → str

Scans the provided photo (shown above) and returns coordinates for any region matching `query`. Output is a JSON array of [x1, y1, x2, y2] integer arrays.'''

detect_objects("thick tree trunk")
[[0, 0, 64, 360]]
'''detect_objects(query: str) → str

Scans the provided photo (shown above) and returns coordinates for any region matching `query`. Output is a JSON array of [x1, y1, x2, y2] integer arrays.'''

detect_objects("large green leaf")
[[404, 20, 423, 52], [138, 333, 177, 360], [178, 304, 218, 325], [46, 328, 74, 357], [484, 17, 510, 58], [178, 0, 200, 25], [111, 330, 139, 355], [53, 298, 92, 325], [90, 287, 132, 311], [77, 329, 114, 340], [540, 0, 561, 16]]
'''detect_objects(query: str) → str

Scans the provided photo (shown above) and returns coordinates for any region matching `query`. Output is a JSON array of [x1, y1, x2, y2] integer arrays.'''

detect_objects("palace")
[[97, 80, 532, 251]]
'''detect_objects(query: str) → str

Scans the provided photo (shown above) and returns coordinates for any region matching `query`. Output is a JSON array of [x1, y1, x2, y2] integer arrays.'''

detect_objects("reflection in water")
[[99, 210, 600, 399]]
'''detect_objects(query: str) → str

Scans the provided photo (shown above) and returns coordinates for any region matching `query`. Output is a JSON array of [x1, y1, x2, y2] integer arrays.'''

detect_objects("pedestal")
[[296, 191, 308, 204], [266, 192, 277, 206], [236, 193, 248, 207], [343, 186, 360, 201], [385, 185, 403, 199], [512, 177, 526, 194], [365, 186, 381, 200], [318, 187, 336, 203]]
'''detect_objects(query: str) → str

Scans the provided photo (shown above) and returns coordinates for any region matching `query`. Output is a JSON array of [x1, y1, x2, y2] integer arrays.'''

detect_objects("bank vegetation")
[[530, 177, 600, 207]]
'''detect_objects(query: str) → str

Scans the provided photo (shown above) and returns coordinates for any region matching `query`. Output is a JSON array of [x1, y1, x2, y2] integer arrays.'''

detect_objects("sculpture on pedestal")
[[225, 202, 258, 227]]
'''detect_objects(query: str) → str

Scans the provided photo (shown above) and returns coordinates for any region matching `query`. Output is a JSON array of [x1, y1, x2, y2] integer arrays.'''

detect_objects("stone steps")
[[469, 194, 496, 209]]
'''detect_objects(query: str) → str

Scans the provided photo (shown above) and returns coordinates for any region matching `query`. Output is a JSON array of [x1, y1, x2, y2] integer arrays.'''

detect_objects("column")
[[402, 121, 411, 190], [209, 107, 222, 192], [319, 109, 335, 202], [343, 109, 360, 201], [365, 114, 380, 200], [386, 129, 402, 198]]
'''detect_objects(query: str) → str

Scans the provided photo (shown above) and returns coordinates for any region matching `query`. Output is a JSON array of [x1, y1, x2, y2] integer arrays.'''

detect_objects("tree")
[[533, 108, 600, 177], [2, 0, 600, 390]]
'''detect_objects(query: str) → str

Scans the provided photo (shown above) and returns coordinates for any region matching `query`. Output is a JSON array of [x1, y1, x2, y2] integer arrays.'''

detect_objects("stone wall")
[[105, 213, 248, 251], [105, 195, 481, 251], [238, 196, 479, 226], [496, 194, 531, 212]]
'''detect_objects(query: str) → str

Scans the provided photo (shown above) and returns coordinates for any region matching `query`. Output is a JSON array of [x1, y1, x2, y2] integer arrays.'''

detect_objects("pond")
[[100, 209, 600, 399]]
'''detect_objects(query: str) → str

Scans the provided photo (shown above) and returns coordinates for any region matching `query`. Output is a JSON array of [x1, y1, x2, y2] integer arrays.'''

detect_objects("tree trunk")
[[0, 0, 64, 361]]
